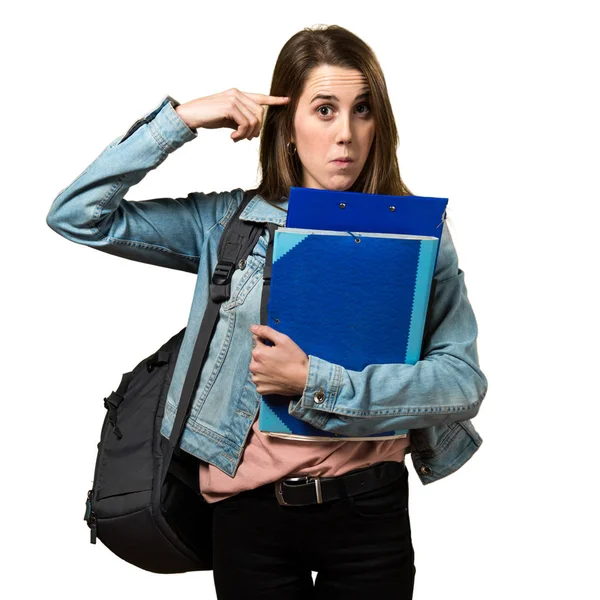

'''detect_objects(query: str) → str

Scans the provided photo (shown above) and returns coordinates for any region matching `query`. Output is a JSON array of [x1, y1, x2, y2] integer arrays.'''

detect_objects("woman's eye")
[[316, 104, 372, 118]]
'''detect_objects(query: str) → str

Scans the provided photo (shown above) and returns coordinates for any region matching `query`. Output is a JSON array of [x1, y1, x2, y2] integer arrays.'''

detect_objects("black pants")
[[212, 461, 415, 599]]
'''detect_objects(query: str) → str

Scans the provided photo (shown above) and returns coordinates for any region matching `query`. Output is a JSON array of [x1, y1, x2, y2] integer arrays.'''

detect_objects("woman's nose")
[[335, 114, 353, 144]]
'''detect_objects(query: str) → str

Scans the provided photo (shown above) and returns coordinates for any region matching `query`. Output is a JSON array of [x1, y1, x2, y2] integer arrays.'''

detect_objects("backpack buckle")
[[212, 260, 235, 286], [210, 260, 235, 302]]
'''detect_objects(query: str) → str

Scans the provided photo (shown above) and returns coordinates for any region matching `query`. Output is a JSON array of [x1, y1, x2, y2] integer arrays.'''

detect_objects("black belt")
[[262, 460, 405, 507]]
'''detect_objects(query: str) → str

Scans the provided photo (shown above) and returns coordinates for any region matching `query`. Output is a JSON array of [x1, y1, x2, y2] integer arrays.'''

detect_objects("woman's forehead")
[[302, 66, 369, 100]]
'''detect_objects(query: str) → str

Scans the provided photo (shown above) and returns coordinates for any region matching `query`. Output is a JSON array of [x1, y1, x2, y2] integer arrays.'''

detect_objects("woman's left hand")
[[249, 324, 309, 396]]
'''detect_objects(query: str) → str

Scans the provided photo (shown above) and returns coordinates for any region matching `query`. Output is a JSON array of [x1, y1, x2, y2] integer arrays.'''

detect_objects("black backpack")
[[83, 188, 277, 574]]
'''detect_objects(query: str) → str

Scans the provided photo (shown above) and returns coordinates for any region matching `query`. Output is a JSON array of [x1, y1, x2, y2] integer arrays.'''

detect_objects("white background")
[[3, 0, 599, 598]]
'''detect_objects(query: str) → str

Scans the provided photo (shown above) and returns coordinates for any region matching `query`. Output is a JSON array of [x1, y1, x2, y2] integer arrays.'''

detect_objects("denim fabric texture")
[[46, 95, 488, 485]]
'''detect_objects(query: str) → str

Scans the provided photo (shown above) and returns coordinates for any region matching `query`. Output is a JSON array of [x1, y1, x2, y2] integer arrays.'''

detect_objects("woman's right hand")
[[175, 89, 290, 142]]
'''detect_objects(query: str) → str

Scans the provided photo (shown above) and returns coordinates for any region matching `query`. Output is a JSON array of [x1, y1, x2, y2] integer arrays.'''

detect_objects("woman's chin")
[[325, 175, 356, 191], [302, 174, 356, 191]]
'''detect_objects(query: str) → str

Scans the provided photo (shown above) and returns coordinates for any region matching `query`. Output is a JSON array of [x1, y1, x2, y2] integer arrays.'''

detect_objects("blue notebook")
[[258, 228, 439, 441]]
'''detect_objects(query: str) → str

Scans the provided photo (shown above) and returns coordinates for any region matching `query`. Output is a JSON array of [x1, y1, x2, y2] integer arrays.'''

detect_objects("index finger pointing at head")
[[244, 93, 290, 105]]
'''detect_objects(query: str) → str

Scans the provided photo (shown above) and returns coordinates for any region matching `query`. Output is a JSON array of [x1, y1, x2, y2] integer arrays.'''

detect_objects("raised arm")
[[46, 90, 290, 273]]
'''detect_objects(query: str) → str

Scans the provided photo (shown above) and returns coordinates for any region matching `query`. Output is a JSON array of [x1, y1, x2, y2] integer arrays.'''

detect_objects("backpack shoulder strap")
[[211, 189, 263, 302], [260, 222, 280, 325], [168, 188, 264, 452]]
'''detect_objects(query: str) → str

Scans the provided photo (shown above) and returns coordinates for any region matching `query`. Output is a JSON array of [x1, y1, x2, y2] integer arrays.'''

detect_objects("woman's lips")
[[331, 159, 354, 166]]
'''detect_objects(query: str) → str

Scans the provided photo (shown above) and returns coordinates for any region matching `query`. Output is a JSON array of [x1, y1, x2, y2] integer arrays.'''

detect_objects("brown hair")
[[256, 24, 412, 205]]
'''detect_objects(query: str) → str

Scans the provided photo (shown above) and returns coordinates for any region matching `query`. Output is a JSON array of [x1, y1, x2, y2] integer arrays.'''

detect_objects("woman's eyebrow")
[[310, 91, 370, 103]]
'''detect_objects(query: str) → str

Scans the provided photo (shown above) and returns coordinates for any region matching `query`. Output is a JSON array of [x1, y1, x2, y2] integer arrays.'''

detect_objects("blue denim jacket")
[[46, 95, 488, 485]]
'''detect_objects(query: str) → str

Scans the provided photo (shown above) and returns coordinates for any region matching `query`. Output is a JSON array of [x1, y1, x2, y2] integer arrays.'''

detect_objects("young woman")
[[47, 24, 487, 600]]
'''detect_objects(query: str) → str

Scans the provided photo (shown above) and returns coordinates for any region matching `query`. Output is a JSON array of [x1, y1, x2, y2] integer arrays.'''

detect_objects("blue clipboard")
[[286, 186, 448, 251]]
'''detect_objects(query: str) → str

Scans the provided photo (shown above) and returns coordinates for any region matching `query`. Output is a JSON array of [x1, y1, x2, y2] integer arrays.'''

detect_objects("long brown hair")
[[256, 24, 412, 204]]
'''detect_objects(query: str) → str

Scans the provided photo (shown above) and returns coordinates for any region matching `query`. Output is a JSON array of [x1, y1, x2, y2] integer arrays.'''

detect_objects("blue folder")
[[286, 186, 448, 270], [258, 228, 439, 441], [286, 187, 448, 232]]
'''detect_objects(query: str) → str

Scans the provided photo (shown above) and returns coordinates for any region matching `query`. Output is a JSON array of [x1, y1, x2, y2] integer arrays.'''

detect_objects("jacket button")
[[313, 389, 326, 404], [420, 465, 432, 475]]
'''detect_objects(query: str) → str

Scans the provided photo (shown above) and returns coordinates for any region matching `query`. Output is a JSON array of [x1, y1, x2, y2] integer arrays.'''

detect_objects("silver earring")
[[286, 141, 297, 156]]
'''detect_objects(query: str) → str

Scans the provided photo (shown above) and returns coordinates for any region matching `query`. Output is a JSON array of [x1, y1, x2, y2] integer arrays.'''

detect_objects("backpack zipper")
[[84, 489, 97, 544]]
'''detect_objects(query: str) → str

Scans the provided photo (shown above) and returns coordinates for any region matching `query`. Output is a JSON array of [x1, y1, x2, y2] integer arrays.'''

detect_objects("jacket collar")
[[239, 192, 288, 226]]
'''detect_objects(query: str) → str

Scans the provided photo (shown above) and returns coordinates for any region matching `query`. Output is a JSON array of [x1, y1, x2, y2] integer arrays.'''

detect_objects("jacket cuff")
[[287, 355, 343, 428], [117, 95, 197, 151], [147, 95, 198, 152]]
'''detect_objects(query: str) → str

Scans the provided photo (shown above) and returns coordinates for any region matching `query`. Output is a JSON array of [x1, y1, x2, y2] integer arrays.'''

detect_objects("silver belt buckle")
[[275, 475, 323, 506]]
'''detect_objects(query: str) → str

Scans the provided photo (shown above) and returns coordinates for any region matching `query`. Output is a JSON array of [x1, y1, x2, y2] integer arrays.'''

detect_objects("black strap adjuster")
[[210, 260, 236, 302], [212, 260, 235, 285]]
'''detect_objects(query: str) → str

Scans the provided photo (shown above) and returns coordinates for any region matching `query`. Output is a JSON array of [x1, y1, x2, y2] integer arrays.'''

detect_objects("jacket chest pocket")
[[224, 231, 267, 310]]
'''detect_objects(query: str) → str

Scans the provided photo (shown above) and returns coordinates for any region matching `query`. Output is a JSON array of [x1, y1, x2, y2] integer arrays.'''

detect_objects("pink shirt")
[[199, 414, 410, 503]]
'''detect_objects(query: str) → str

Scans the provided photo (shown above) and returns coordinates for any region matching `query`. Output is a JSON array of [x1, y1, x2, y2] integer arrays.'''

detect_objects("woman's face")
[[292, 64, 375, 191]]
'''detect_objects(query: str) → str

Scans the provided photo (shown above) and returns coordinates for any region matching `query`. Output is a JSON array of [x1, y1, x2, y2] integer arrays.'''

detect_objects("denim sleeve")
[[287, 222, 489, 433], [46, 95, 237, 274]]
